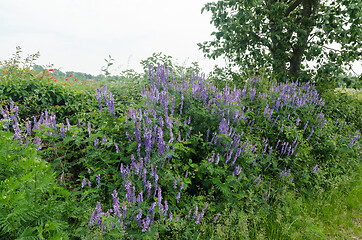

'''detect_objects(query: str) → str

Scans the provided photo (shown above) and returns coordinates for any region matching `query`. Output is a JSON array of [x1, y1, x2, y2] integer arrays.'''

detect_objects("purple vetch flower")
[[88, 180, 91, 187], [209, 153, 215, 163], [66, 118, 71, 131], [215, 153, 220, 165], [195, 203, 208, 224], [263, 191, 270, 202], [108, 92, 115, 117], [249, 88, 256, 101], [180, 182, 184, 191], [154, 173, 159, 197], [275, 139, 281, 151], [25, 120, 31, 136], [137, 191, 143, 204], [312, 164, 319, 173], [303, 121, 309, 132], [110, 222, 114, 231], [96, 88, 103, 112], [96, 174, 101, 187], [308, 127, 314, 139], [164, 200, 169, 218], [213, 213, 221, 223], [126, 132, 132, 142], [142, 216, 151, 232], [254, 174, 261, 185], [34, 136, 42, 150], [219, 118, 229, 135], [89, 201, 103, 228], [177, 131, 181, 142], [60, 123, 65, 138], [242, 84, 247, 98], [185, 170, 189, 178], [82, 177, 87, 188], [50, 112, 57, 133], [13, 124, 22, 142], [149, 202, 156, 217], [174, 176, 179, 189], [136, 209, 142, 227], [157, 187, 162, 209], [101, 85, 108, 102], [114, 142, 119, 153], [87, 121, 92, 138], [320, 119, 326, 129], [122, 203, 127, 219], [234, 165, 242, 177], [125, 181, 132, 203], [180, 93, 184, 114], [176, 192, 181, 203], [193, 205, 199, 219], [146, 181, 152, 199], [101, 135, 107, 146], [334, 119, 339, 128], [140, 166, 147, 185], [186, 209, 192, 219], [132, 186, 136, 204], [157, 127, 165, 155], [94, 138, 99, 150], [170, 96, 175, 116], [210, 133, 216, 146]]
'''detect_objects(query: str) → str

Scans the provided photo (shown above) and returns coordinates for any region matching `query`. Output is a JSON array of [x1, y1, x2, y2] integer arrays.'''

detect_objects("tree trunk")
[[289, 0, 320, 78]]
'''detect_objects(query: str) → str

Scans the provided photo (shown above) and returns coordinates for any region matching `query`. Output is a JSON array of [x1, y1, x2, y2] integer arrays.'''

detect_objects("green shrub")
[[0, 125, 71, 239], [323, 90, 362, 130]]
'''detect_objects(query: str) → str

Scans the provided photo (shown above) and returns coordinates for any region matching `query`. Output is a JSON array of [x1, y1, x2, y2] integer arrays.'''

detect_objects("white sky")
[[0, 0, 360, 77], [0, 0, 227, 76]]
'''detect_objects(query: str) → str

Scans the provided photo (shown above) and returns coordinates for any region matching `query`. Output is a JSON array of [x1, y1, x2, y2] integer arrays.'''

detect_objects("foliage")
[[323, 89, 362, 130], [101, 55, 115, 78], [0, 48, 96, 123], [140, 52, 202, 78], [0, 49, 360, 239], [198, 0, 362, 83], [0, 125, 71, 239]]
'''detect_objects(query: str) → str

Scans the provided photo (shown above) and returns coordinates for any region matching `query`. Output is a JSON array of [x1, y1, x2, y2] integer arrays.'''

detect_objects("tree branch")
[[285, 0, 302, 17], [320, 44, 342, 52]]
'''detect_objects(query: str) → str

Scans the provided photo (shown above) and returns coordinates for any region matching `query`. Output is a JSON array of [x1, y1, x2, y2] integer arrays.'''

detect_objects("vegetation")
[[198, 0, 362, 85], [0, 47, 360, 239]]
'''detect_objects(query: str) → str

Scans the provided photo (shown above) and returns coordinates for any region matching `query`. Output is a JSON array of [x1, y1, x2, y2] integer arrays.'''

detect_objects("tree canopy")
[[198, 0, 362, 83]]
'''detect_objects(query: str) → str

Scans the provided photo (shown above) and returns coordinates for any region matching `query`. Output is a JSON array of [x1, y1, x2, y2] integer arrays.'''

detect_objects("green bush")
[[0, 48, 360, 239], [323, 90, 362, 130], [0, 125, 71, 239]]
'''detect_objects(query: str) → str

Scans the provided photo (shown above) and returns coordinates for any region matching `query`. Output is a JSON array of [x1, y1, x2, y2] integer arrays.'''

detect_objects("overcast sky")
[[0, 0, 227, 76], [0, 0, 360, 77]]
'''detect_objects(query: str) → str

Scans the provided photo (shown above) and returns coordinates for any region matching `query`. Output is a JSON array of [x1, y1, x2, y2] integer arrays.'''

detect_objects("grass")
[[264, 161, 362, 239]]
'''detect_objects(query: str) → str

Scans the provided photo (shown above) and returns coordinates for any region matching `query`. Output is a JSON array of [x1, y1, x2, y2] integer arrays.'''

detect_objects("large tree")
[[199, 0, 361, 82]]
